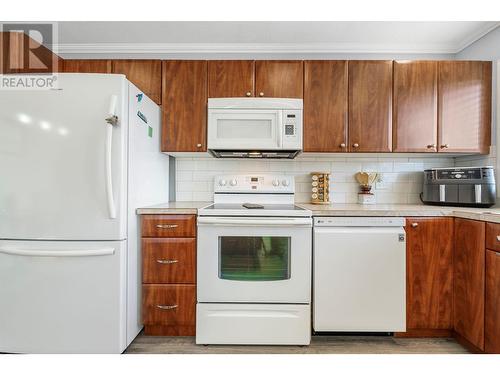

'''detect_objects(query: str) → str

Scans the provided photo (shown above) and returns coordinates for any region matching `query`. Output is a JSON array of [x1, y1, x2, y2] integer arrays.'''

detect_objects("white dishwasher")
[[313, 217, 406, 333]]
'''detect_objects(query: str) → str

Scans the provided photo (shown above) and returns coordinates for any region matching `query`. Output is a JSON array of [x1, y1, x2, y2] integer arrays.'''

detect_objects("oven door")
[[197, 216, 312, 303], [207, 109, 283, 150]]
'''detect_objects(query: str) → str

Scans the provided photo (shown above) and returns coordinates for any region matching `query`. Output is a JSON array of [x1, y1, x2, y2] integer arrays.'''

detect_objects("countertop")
[[137, 202, 500, 223]]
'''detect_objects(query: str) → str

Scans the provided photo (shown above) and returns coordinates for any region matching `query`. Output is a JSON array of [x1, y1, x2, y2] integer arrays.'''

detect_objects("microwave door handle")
[[277, 111, 283, 148]]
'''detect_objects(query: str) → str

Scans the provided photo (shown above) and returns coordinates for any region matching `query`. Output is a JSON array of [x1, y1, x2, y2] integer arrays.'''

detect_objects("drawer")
[[141, 215, 196, 238], [486, 222, 500, 252], [142, 238, 196, 283], [142, 284, 196, 327]]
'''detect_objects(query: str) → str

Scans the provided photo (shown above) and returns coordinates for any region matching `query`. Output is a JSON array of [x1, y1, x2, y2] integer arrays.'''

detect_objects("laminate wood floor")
[[126, 333, 469, 354]]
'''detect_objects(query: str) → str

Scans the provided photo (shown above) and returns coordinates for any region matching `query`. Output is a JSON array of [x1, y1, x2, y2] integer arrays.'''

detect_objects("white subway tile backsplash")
[[174, 155, 455, 203]]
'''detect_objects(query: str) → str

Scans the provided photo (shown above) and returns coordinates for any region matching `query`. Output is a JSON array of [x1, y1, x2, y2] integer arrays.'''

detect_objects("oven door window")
[[218, 236, 291, 281]]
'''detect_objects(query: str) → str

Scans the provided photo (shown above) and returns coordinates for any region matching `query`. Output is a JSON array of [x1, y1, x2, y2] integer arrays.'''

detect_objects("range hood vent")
[[209, 150, 301, 159]]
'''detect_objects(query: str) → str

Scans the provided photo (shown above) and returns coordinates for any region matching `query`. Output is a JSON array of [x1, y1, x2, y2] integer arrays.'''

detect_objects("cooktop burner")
[[202, 203, 306, 211]]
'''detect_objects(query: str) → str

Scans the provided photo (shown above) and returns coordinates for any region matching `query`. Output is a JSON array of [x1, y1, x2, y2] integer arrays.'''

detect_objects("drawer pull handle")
[[157, 304, 178, 310], [411, 223, 418, 228], [156, 224, 178, 229], [156, 259, 179, 264]]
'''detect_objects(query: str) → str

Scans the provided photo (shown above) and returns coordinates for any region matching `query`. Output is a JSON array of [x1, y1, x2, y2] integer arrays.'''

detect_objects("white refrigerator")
[[0, 74, 169, 353]]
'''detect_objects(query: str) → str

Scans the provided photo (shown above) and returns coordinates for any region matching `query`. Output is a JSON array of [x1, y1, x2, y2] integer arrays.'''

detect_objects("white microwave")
[[207, 98, 303, 159]]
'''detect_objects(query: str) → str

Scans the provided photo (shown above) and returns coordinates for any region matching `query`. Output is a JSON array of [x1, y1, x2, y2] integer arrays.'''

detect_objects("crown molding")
[[56, 42, 460, 56]]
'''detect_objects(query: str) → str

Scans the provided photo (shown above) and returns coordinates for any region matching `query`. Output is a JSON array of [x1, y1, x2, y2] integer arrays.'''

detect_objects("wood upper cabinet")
[[393, 61, 438, 152], [454, 218, 485, 350], [303, 60, 348, 152], [485, 249, 500, 353], [348, 60, 393, 152], [438, 61, 492, 154], [255, 60, 303, 98], [406, 218, 453, 330], [112, 60, 162, 104], [208, 60, 254, 97], [162, 60, 208, 152], [62, 59, 112, 73]]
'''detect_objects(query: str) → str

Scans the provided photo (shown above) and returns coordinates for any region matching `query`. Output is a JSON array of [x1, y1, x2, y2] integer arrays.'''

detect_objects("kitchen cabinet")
[[453, 218, 485, 351], [303, 60, 348, 152], [485, 249, 500, 353], [255, 60, 303, 98], [438, 61, 491, 154], [141, 214, 197, 336], [405, 218, 453, 333], [162, 60, 208, 152], [62, 59, 112, 73], [111, 60, 162, 105], [393, 61, 438, 152], [208, 60, 255, 97], [348, 60, 393, 152]]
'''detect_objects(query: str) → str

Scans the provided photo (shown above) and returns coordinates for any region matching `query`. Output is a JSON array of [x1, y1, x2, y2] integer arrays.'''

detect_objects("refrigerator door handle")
[[0, 247, 115, 257], [105, 95, 118, 219]]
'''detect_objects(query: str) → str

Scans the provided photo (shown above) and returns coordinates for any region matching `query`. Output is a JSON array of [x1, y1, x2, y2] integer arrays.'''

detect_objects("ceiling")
[[56, 21, 500, 56]]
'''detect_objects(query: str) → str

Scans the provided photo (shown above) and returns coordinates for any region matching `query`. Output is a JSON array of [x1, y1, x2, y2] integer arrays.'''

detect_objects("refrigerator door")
[[0, 74, 128, 240], [0, 239, 127, 353]]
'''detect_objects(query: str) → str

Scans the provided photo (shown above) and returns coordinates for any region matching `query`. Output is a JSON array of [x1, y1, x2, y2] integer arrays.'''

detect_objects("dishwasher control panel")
[[314, 217, 406, 227]]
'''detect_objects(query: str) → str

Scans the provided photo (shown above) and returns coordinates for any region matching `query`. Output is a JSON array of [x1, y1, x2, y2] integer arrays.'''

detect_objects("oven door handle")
[[197, 217, 312, 227]]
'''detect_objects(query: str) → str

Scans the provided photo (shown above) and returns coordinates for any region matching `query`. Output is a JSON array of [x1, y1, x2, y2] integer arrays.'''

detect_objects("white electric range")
[[196, 174, 312, 345]]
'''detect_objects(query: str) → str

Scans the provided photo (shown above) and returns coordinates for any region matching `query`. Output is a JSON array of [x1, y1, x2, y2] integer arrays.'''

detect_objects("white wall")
[[175, 155, 454, 204]]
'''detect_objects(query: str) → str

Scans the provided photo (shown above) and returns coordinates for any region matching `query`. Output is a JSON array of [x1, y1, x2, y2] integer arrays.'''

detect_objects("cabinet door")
[[393, 61, 438, 152], [454, 218, 485, 350], [112, 60, 161, 104], [208, 60, 254, 97], [348, 60, 393, 152], [438, 61, 491, 154], [62, 59, 112, 73], [303, 60, 348, 152], [255, 60, 303, 98], [485, 249, 500, 353], [406, 218, 453, 329], [162, 60, 208, 152]]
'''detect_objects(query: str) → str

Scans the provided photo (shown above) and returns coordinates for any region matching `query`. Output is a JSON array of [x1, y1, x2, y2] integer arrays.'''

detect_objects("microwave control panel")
[[282, 109, 302, 148]]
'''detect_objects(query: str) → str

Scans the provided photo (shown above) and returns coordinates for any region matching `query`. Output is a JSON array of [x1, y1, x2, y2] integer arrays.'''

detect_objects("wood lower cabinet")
[[141, 214, 197, 336], [162, 60, 208, 152], [393, 61, 438, 152], [303, 60, 348, 152], [208, 60, 254, 97], [62, 59, 112, 73], [453, 218, 485, 351], [111, 60, 162, 105], [438, 61, 491, 154], [485, 249, 500, 353], [405, 218, 453, 333], [255, 60, 303, 98], [348, 60, 393, 152]]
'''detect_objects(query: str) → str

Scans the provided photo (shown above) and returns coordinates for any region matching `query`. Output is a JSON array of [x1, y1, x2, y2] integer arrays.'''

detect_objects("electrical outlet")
[[375, 174, 390, 190]]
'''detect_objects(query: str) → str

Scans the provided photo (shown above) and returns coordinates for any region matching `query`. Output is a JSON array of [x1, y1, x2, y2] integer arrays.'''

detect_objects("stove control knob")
[[455, 174, 461, 179], [230, 179, 237, 186], [272, 179, 280, 187], [219, 179, 227, 186], [282, 179, 290, 187]]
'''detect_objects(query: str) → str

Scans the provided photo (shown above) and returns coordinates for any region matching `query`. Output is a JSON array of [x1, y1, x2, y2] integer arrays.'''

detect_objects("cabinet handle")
[[156, 304, 178, 310], [496, 235, 500, 242], [427, 144, 436, 149], [352, 143, 359, 148], [196, 143, 202, 148], [440, 144, 449, 149], [259, 92, 264, 97], [411, 223, 419, 228], [156, 259, 179, 264], [246, 92, 252, 97], [155, 224, 178, 229], [340, 143, 346, 148]]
